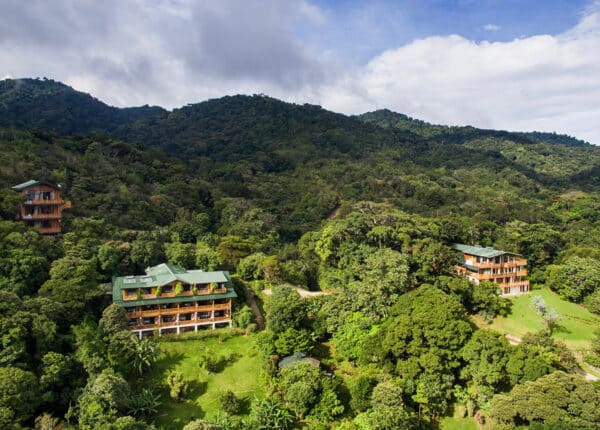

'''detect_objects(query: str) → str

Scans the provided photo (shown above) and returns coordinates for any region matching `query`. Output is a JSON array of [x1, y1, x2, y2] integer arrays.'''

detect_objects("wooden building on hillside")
[[12, 180, 71, 234], [451, 243, 529, 295], [112, 263, 236, 338]]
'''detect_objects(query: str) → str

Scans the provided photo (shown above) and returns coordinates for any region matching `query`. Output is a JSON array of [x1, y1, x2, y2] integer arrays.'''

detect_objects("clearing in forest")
[[476, 288, 600, 351], [143, 332, 265, 430]]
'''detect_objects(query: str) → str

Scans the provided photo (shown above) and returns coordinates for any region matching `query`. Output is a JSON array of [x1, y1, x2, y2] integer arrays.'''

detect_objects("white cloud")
[[318, 9, 600, 145], [483, 23, 500, 31], [1, 0, 599, 144]]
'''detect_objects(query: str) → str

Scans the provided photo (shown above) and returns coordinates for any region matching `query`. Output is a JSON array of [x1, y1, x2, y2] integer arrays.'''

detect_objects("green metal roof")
[[11, 179, 61, 191], [278, 352, 320, 369], [113, 263, 229, 290], [112, 264, 236, 306], [451, 243, 519, 258]]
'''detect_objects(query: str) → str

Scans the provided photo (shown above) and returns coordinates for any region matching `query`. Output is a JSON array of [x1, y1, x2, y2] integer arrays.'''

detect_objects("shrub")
[[219, 390, 242, 415], [166, 371, 188, 401]]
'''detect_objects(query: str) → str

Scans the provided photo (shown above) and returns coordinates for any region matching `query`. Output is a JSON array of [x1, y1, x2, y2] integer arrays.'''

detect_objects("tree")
[[267, 285, 306, 333], [77, 369, 131, 428], [39, 256, 102, 320], [131, 337, 159, 376], [238, 252, 267, 280], [490, 371, 600, 429], [531, 295, 562, 334], [461, 330, 511, 398], [165, 241, 196, 269], [250, 398, 294, 430], [546, 256, 600, 303], [331, 312, 377, 360], [279, 362, 321, 418], [196, 241, 220, 271], [363, 284, 472, 375], [99, 304, 128, 339], [0, 366, 40, 424], [274, 328, 313, 356]]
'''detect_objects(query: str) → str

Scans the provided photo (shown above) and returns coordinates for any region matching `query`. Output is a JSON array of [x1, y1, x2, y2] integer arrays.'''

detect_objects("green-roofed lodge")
[[112, 263, 237, 338], [451, 243, 529, 295]]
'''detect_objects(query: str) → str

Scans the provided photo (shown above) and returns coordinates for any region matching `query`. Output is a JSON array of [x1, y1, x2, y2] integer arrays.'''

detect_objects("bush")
[[219, 390, 242, 415], [166, 371, 188, 401], [584, 354, 600, 368]]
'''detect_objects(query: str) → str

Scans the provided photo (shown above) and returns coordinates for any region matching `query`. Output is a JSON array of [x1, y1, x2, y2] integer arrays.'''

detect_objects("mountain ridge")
[[0, 78, 591, 148]]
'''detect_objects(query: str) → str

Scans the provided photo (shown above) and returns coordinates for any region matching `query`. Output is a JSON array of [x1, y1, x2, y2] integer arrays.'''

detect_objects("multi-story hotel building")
[[451, 243, 529, 295], [112, 263, 236, 338], [12, 180, 71, 234]]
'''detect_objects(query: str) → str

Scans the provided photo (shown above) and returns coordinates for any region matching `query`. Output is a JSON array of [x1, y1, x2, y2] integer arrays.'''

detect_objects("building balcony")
[[125, 303, 231, 318], [122, 287, 228, 301], [130, 315, 232, 330], [470, 270, 528, 280], [37, 226, 62, 234], [464, 258, 528, 269], [24, 198, 66, 205]]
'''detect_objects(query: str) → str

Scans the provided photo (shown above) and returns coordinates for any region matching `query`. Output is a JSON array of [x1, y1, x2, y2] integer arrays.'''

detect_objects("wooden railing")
[[498, 280, 530, 289], [24, 198, 65, 205], [465, 258, 527, 269], [474, 270, 528, 280], [21, 212, 61, 219], [122, 287, 228, 301], [38, 226, 61, 234], [131, 316, 231, 330], [126, 303, 231, 318]]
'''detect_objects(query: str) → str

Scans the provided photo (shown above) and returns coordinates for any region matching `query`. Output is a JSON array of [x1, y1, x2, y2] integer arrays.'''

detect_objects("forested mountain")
[[1, 78, 600, 429], [0, 78, 165, 134]]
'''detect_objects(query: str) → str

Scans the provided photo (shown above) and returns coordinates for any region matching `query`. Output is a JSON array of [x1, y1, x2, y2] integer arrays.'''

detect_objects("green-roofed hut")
[[278, 352, 320, 369], [112, 263, 237, 338], [451, 243, 529, 296]]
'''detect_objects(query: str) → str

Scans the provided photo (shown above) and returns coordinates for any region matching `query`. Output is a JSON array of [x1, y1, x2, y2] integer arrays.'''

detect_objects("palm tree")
[[132, 337, 160, 375]]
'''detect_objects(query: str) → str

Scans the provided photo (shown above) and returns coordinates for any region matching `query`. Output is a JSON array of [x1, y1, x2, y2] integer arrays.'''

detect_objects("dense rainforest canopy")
[[0, 78, 600, 429]]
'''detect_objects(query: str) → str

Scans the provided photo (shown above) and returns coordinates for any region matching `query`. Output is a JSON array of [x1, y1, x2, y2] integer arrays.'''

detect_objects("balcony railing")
[[24, 198, 65, 205], [130, 315, 231, 330], [464, 258, 527, 269], [37, 226, 61, 234], [472, 270, 528, 280], [126, 303, 231, 318], [122, 287, 228, 301]]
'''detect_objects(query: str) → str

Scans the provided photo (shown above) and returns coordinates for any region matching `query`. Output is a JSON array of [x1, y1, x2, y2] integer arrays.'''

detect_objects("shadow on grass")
[[187, 379, 208, 398], [237, 396, 253, 415], [155, 352, 186, 370], [550, 323, 571, 335]]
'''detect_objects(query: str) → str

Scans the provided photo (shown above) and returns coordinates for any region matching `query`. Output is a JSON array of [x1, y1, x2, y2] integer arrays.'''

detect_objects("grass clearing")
[[477, 288, 600, 351], [143, 332, 265, 429], [440, 416, 479, 430]]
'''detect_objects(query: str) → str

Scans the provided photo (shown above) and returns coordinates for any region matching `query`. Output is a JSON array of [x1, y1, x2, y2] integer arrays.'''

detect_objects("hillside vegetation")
[[0, 78, 599, 429]]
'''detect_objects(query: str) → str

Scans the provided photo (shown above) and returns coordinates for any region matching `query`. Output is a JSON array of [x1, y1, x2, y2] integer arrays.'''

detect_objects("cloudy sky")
[[1, 0, 599, 144]]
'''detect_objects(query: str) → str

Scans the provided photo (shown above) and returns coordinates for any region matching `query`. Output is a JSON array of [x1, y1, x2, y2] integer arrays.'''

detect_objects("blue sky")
[[1, 0, 599, 143], [303, 0, 590, 61]]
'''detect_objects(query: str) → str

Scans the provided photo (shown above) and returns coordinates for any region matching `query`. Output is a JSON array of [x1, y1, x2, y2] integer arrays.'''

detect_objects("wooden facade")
[[451, 244, 529, 295], [12, 180, 71, 234], [112, 263, 236, 338]]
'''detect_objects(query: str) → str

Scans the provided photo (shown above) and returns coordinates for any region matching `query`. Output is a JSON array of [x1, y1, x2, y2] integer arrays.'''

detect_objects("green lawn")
[[143, 332, 265, 429], [440, 416, 478, 430], [482, 288, 600, 351]]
